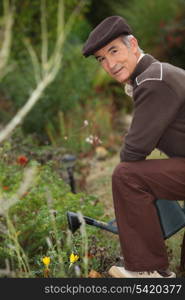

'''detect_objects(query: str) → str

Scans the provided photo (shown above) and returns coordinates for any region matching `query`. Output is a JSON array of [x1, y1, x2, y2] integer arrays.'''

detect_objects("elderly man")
[[82, 16, 185, 278]]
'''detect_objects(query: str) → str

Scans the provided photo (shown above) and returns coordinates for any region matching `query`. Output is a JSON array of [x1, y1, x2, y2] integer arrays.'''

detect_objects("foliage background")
[[0, 0, 184, 147]]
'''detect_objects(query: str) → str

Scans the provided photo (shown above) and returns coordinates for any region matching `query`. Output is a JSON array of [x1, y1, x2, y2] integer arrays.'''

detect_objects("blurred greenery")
[[85, 0, 130, 27], [0, 43, 99, 132], [0, 140, 120, 277], [117, 0, 180, 50], [0, 0, 185, 148], [114, 0, 185, 66]]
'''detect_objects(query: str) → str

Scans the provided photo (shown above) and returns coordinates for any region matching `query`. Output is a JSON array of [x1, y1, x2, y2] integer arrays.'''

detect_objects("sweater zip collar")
[[130, 54, 158, 84]]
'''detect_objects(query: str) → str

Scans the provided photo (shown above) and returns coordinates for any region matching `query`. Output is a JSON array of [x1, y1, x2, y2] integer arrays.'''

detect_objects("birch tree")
[[0, 0, 15, 81], [0, 0, 85, 144]]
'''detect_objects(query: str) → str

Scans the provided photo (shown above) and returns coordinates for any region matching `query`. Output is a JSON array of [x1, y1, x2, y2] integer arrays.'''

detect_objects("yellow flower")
[[42, 256, 51, 269], [69, 253, 79, 268], [70, 253, 79, 263]]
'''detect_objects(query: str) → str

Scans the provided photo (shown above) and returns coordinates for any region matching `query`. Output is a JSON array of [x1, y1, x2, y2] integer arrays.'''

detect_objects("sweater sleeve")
[[120, 81, 182, 162]]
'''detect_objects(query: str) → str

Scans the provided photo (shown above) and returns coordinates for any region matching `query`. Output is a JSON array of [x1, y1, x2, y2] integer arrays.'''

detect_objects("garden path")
[[85, 153, 119, 219]]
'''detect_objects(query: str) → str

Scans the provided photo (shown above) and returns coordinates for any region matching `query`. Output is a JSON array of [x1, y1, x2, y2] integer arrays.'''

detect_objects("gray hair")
[[122, 35, 144, 53]]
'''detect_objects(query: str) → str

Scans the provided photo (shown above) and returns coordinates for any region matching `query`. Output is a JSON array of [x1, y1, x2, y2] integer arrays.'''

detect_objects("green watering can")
[[156, 199, 185, 239], [67, 199, 185, 240]]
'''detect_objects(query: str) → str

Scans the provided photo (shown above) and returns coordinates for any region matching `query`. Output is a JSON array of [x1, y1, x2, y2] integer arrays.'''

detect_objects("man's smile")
[[113, 67, 124, 75]]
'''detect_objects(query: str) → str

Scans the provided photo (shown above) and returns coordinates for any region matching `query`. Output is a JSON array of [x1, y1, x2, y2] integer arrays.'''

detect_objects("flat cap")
[[82, 16, 133, 57]]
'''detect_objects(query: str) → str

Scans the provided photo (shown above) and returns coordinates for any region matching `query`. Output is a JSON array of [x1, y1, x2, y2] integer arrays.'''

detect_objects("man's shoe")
[[108, 266, 176, 278]]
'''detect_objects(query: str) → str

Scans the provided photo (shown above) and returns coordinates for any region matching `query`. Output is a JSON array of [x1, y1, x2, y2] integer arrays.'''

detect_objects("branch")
[[0, 0, 85, 144], [23, 38, 41, 84], [0, 0, 15, 80]]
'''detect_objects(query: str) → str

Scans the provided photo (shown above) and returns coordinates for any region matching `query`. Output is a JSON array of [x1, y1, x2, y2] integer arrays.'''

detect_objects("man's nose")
[[106, 57, 116, 69]]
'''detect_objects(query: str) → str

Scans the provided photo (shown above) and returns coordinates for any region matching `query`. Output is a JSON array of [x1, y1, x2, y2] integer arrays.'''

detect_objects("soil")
[[85, 153, 119, 219]]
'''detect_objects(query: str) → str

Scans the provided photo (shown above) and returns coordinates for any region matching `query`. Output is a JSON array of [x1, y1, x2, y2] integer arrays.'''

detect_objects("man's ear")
[[130, 37, 139, 54]]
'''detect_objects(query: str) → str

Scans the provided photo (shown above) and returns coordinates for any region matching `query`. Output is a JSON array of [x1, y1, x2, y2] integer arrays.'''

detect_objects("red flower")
[[3, 186, 9, 190], [159, 20, 165, 28], [17, 155, 28, 165], [87, 252, 95, 259]]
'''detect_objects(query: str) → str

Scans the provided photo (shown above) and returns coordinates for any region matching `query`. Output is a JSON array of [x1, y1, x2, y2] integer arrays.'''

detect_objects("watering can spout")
[[66, 211, 118, 234]]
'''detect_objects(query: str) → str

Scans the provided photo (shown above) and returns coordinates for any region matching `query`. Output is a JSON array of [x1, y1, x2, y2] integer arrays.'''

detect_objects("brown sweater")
[[120, 54, 185, 162]]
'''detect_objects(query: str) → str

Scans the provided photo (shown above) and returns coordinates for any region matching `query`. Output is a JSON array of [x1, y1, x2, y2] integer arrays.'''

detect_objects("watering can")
[[67, 199, 185, 240]]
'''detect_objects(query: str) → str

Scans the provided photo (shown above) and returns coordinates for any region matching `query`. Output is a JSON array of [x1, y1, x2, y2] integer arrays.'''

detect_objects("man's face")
[[94, 36, 139, 83]]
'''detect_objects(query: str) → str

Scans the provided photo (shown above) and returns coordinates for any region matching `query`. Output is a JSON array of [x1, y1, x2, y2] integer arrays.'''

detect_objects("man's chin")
[[116, 76, 129, 84], [114, 73, 129, 83]]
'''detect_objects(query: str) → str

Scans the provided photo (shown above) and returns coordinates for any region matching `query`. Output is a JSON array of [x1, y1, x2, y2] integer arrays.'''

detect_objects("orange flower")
[[17, 155, 28, 165], [20, 192, 29, 199], [3, 186, 9, 190]]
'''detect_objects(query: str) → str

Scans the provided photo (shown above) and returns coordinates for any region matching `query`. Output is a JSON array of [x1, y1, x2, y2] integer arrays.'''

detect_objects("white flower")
[[85, 135, 102, 145], [83, 120, 89, 126], [85, 135, 94, 144]]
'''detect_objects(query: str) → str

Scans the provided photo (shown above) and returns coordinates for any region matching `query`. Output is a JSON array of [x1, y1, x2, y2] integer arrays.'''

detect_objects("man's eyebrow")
[[108, 45, 117, 52], [94, 55, 102, 60], [94, 45, 117, 60]]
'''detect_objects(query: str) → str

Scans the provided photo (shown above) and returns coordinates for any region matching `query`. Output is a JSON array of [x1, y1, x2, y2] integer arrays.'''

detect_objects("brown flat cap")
[[82, 16, 133, 57]]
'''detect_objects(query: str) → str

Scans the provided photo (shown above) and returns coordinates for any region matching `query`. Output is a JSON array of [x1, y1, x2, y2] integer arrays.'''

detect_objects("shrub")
[[0, 149, 119, 277], [116, 0, 182, 53]]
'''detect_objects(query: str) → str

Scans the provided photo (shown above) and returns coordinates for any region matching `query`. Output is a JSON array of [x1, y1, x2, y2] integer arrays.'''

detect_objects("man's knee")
[[112, 162, 136, 181]]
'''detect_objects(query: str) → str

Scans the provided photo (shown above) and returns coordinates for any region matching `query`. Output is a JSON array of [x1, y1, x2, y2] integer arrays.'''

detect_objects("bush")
[[116, 0, 183, 54], [0, 41, 99, 131], [0, 144, 119, 277]]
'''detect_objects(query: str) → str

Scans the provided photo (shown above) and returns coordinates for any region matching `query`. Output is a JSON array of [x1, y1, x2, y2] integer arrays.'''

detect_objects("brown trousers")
[[112, 157, 185, 271]]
